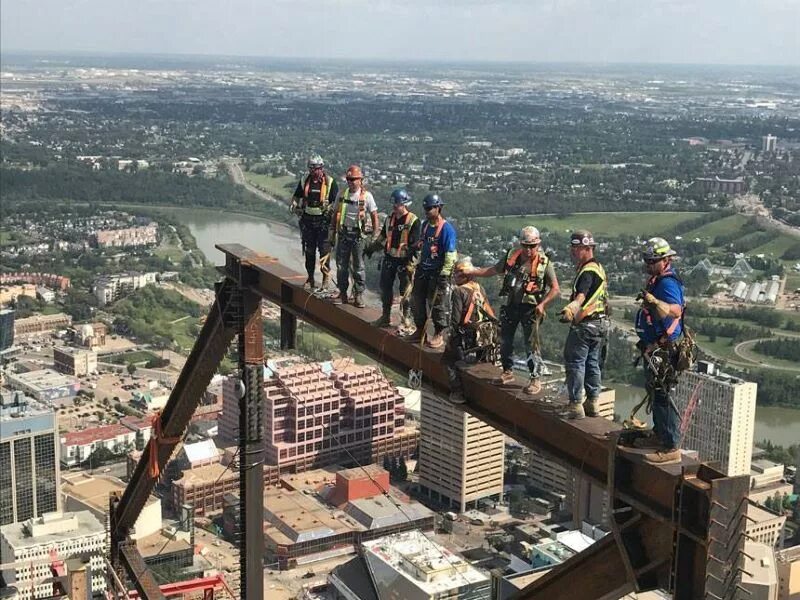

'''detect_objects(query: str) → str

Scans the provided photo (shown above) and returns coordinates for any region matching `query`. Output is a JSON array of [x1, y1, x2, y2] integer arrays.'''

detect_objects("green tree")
[[127, 363, 137, 376]]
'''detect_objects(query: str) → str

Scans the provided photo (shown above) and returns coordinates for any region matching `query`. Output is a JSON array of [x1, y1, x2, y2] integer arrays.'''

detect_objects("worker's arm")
[[560, 292, 585, 323], [370, 210, 379, 239], [642, 291, 682, 319], [537, 263, 561, 314], [471, 265, 501, 278], [439, 224, 458, 277]]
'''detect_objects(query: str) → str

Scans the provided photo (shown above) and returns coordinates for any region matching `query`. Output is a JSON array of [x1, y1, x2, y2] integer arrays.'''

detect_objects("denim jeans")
[[379, 256, 412, 321], [411, 270, 452, 334], [335, 232, 366, 296], [645, 352, 681, 450], [564, 318, 609, 404], [499, 303, 545, 377]]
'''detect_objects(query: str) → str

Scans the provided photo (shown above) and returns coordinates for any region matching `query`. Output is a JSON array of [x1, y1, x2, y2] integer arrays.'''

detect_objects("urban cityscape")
[[1, 17, 800, 600]]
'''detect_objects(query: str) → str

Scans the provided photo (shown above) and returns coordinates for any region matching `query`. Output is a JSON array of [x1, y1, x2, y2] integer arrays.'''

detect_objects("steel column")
[[238, 288, 265, 600], [280, 282, 297, 349]]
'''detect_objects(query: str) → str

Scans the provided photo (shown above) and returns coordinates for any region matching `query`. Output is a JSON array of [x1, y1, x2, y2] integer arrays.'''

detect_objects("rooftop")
[[0, 389, 54, 422], [62, 472, 158, 514], [182, 438, 220, 465], [62, 423, 131, 446], [741, 541, 777, 588], [8, 368, 79, 390], [344, 496, 433, 530], [0, 511, 104, 550], [264, 488, 356, 546], [173, 461, 237, 488], [751, 458, 783, 472]]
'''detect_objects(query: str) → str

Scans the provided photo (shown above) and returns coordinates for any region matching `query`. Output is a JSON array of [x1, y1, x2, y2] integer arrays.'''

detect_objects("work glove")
[[559, 300, 582, 324]]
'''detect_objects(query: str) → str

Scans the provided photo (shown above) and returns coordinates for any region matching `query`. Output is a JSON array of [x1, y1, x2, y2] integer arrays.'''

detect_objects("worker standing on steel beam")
[[560, 230, 609, 419], [404, 193, 457, 348], [633, 237, 687, 466], [471, 226, 560, 395], [328, 165, 379, 308], [364, 188, 421, 329], [290, 155, 339, 290], [445, 256, 498, 403]]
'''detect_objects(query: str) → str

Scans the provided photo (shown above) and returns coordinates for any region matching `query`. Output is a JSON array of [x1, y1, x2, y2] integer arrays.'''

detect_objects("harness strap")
[[148, 412, 180, 478]]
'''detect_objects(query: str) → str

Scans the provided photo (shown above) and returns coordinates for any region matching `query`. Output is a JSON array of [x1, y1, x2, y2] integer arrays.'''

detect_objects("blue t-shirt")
[[635, 271, 684, 344], [419, 220, 457, 273]]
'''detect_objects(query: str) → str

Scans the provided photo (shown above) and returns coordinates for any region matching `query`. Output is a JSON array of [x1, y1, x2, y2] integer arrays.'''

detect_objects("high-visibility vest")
[[300, 175, 334, 216], [571, 260, 608, 320], [335, 189, 366, 232], [384, 212, 418, 258], [504, 248, 550, 304], [460, 281, 496, 325]]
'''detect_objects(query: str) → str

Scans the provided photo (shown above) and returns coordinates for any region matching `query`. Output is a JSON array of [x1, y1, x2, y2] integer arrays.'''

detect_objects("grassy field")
[[487, 212, 705, 238], [739, 342, 800, 371], [243, 173, 296, 198], [683, 214, 749, 239], [694, 334, 747, 365], [750, 235, 797, 260], [106, 350, 161, 365]]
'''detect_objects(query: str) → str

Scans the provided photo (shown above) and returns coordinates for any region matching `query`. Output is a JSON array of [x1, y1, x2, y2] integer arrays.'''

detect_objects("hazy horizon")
[[3, 0, 799, 68]]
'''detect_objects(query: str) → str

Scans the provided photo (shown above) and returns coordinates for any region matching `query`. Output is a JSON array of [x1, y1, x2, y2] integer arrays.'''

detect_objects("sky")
[[3, 0, 800, 66]]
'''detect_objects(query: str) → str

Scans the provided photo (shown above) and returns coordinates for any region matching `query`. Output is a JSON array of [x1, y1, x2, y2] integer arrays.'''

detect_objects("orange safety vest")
[[301, 174, 333, 215], [506, 248, 543, 294], [384, 212, 418, 258], [336, 189, 366, 232], [461, 281, 496, 325]]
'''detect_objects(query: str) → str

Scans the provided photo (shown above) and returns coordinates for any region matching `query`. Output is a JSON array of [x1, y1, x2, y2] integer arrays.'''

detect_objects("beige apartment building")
[[53, 346, 98, 377], [417, 391, 505, 513], [675, 365, 757, 476]]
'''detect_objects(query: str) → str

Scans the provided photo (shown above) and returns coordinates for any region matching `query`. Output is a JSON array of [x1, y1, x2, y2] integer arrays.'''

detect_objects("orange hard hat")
[[345, 165, 363, 180]]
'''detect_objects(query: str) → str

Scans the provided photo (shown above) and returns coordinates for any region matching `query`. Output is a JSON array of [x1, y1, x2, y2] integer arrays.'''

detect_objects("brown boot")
[[303, 277, 315, 290], [353, 293, 366, 308], [495, 369, 515, 385], [583, 397, 600, 417], [426, 332, 444, 349], [331, 292, 348, 305], [643, 448, 681, 465], [523, 377, 542, 395]]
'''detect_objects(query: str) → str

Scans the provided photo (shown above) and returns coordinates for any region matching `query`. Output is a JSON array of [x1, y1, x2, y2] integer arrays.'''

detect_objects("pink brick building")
[[219, 358, 418, 474]]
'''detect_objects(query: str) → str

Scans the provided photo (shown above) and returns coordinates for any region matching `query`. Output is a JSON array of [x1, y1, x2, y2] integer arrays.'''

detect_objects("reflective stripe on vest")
[[384, 212, 418, 258], [301, 175, 333, 216], [461, 281, 496, 325], [505, 248, 549, 302], [572, 260, 607, 319], [336, 189, 366, 232]]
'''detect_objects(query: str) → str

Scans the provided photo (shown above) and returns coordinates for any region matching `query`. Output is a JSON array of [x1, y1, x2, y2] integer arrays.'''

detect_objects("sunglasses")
[[521, 243, 539, 248], [346, 177, 362, 182], [645, 258, 664, 265]]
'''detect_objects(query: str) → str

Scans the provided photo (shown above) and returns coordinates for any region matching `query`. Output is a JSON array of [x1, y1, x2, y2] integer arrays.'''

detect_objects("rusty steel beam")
[[216, 243, 751, 599]]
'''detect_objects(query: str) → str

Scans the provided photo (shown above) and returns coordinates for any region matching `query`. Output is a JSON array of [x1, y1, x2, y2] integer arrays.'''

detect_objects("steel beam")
[[238, 288, 265, 600]]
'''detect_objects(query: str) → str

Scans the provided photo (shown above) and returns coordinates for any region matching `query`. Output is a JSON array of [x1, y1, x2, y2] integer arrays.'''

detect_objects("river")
[[175, 207, 800, 447]]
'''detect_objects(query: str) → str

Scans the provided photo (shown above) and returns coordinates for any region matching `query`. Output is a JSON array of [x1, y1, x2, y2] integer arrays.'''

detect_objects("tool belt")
[[456, 321, 499, 363]]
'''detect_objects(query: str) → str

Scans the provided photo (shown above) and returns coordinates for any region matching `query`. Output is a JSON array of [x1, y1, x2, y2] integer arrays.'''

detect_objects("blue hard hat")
[[390, 188, 412, 206], [422, 193, 444, 210]]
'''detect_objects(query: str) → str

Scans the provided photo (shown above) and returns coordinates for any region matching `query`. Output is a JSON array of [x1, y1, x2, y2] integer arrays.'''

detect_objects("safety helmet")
[[422, 193, 444, 210], [642, 237, 677, 261], [307, 154, 325, 169], [390, 188, 412, 206], [570, 229, 597, 247], [453, 256, 475, 277], [519, 226, 541, 246], [345, 165, 363, 180]]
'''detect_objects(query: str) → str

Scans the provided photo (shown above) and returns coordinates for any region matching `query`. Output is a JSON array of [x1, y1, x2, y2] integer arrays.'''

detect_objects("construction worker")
[[633, 237, 686, 466], [471, 226, 560, 394], [328, 165, 379, 308], [290, 155, 339, 290], [445, 256, 498, 403], [405, 193, 457, 348], [560, 230, 609, 419], [364, 188, 421, 328]]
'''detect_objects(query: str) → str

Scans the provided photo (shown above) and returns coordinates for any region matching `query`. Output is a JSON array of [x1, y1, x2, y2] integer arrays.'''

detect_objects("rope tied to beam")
[[148, 411, 180, 478]]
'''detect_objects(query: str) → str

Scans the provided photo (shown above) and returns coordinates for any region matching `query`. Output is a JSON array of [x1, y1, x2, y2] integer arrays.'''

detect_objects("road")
[[223, 160, 287, 209], [733, 193, 800, 240], [733, 336, 800, 372]]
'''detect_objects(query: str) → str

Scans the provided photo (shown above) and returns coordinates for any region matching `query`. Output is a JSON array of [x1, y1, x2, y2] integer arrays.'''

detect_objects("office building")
[[741, 542, 779, 600], [362, 530, 490, 600], [93, 272, 157, 306], [776, 544, 800, 600], [13, 312, 72, 338], [53, 346, 98, 377], [747, 503, 787, 549], [94, 223, 158, 248], [763, 134, 778, 153], [675, 365, 756, 476], [0, 391, 60, 525], [0, 309, 15, 351], [60, 423, 137, 467], [219, 358, 418, 473], [0, 511, 106, 600], [750, 459, 794, 505], [418, 390, 504, 513], [7, 369, 80, 405], [695, 176, 747, 195]]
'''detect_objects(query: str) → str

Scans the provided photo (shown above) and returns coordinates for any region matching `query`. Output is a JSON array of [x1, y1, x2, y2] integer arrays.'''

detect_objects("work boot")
[[643, 448, 681, 465], [523, 377, 542, 395], [564, 402, 585, 420], [495, 369, 515, 385], [426, 332, 445, 349], [353, 293, 366, 308], [632, 434, 663, 449], [448, 390, 466, 404], [372, 310, 392, 328], [583, 397, 600, 417], [303, 277, 315, 290], [403, 327, 425, 344], [331, 292, 348, 305]]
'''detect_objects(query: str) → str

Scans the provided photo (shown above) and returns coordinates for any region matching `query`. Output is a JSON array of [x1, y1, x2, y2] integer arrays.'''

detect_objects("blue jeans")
[[564, 319, 609, 404], [499, 304, 545, 377], [645, 352, 681, 450]]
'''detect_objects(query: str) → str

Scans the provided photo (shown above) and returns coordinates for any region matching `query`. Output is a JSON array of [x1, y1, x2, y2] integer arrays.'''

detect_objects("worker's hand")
[[559, 300, 582, 323], [642, 290, 656, 305], [534, 304, 546, 319]]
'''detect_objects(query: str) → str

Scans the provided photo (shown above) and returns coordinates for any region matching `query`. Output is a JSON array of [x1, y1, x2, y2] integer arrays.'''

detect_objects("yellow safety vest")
[[335, 189, 366, 233], [571, 260, 608, 320], [300, 175, 334, 216]]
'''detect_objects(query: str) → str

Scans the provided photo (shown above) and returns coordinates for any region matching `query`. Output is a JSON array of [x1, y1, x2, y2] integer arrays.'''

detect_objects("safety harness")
[[148, 412, 180, 478], [505, 248, 549, 302], [641, 270, 683, 345], [336, 188, 366, 233], [461, 281, 497, 325], [300, 174, 334, 216], [384, 212, 418, 258], [419, 217, 446, 259]]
